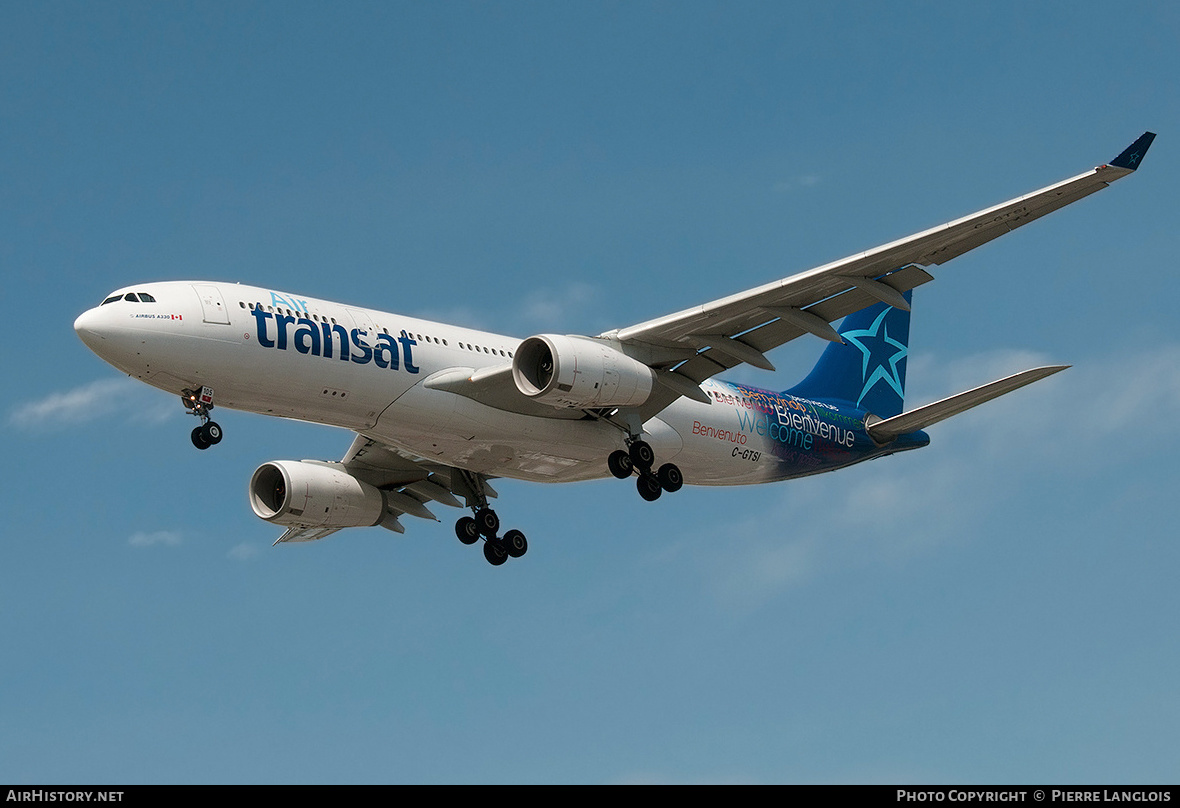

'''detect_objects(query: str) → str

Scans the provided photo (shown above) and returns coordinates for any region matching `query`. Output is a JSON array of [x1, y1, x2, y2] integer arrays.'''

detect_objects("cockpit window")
[[100, 291, 156, 304]]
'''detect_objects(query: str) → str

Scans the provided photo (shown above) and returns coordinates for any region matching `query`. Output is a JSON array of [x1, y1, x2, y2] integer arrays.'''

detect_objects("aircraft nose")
[[74, 307, 109, 350]]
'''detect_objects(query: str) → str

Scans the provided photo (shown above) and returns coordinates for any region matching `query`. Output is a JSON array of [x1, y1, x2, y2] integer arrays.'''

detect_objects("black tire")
[[483, 539, 508, 566], [607, 449, 634, 479], [191, 426, 210, 450], [475, 508, 500, 538], [503, 529, 528, 558], [455, 516, 480, 545], [629, 440, 655, 471], [657, 463, 683, 493], [203, 421, 223, 445], [637, 473, 662, 501]]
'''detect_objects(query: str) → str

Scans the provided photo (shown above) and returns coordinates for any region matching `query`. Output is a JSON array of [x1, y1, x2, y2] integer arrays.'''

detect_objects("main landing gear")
[[452, 472, 527, 566], [455, 509, 528, 566], [607, 439, 683, 502], [182, 386, 223, 450]]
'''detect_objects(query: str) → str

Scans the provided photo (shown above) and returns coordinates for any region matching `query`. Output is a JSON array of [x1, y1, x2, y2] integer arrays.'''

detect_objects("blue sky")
[[2, 1, 1177, 785]]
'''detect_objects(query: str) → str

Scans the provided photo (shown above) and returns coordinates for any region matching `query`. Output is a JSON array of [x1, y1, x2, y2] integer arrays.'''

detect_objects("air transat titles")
[[250, 308, 419, 373]]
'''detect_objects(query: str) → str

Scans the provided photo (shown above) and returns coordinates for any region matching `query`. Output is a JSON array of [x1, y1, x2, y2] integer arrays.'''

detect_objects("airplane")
[[74, 132, 1155, 566]]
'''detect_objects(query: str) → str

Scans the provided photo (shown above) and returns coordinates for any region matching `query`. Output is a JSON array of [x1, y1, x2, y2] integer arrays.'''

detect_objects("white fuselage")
[[74, 281, 885, 487]]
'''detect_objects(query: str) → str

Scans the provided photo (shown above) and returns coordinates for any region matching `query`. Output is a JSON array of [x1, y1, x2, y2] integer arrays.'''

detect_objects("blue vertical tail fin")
[[784, 293, 912, 418]]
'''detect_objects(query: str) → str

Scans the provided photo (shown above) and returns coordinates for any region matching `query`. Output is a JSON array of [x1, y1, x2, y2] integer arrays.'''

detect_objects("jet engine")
[[249, 460, 392, 529], [512, 334, 655, 409]]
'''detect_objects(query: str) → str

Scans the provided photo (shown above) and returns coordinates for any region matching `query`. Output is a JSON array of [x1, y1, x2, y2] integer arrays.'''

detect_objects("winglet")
[[1109, 132, 1156, 170]]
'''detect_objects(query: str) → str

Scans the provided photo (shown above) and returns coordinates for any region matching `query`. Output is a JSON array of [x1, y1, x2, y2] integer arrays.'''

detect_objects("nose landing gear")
[[182, 387, 223, 450], [608, 438, 683, 502]]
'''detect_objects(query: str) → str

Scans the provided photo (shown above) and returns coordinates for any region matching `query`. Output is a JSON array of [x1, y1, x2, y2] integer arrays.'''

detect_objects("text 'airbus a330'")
[[74, 133, 1155, 565]]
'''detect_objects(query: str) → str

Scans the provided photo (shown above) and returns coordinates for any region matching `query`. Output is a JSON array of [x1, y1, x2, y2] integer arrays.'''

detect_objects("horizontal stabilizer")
[[866, 365, 1069, 443]]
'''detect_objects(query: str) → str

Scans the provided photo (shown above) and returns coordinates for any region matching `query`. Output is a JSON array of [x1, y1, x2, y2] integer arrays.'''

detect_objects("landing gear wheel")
[[608, 449, 634, 479], [191, 426, 211, 450], [474, 508, 500, 538], [657, 463, 683, 493], [455, 516, 480, 545], [483, 538, 509, 566], [629, 440, 655, 471], [202, 421, 223, 445], [503, 529, 528, 558], [637, 472, 662, 502]]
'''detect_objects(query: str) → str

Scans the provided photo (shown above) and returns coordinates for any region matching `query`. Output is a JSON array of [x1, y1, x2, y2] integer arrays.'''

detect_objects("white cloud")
[[228, 542, 261, 561], [416, 281, 602, 335], [413, 303, 489, 332], [128, 530, 182, 548], [699, 451, 975, 613], [692, 342, 1180, 609], [772, 174, 821, 193], [914, 343, 1180, 464], [1074, 343, 1180, 433], [519, 282, 600, 332], [9, 378, 128, 427], [7, 377, 176, 431]]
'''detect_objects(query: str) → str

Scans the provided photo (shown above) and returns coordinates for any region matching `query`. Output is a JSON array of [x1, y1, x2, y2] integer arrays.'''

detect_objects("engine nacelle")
[[249, 460, 386, 529], [512, 334, 656, 409]]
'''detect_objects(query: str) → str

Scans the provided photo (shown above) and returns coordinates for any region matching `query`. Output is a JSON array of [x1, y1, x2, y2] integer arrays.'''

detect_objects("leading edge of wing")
[[610, 133, 1155, 367]]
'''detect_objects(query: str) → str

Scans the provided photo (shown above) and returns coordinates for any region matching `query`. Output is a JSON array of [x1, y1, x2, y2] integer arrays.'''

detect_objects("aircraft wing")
[[408, 133, 1152, 422], [273, 525, 343, 544], [271, 434, 496, 544], [606, 132, 1155, 413]]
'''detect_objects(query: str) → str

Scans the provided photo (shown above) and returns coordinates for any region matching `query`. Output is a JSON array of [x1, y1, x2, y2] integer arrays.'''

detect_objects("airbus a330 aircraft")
[[74, 133, 1155, 565]]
